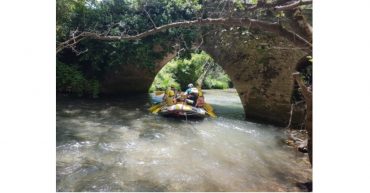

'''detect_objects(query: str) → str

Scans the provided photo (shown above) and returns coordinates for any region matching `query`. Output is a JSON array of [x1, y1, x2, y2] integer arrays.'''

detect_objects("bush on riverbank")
[[57, 61, 100, 98]]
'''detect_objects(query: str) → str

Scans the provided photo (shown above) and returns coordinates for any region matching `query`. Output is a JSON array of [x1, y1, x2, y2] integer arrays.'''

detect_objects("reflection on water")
[[56, 89, 312, 192]]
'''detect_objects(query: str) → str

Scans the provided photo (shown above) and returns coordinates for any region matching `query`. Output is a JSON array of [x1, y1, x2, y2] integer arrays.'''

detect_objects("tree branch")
[[143, 5, 157, 28], [244, 0, 312, 11], [274, 0, 312, 11], [57, 17, 311, 53], [292, 8, 312, 41]]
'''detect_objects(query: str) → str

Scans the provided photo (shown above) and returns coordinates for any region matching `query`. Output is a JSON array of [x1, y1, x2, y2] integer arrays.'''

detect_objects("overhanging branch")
[[274, 0, 312, 11], [57, 17, 311, 53], [244, 0, 312, 11]]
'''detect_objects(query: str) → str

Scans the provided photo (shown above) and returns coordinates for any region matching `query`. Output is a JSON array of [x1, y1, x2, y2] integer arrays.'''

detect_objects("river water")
[[56, 89, 312, 192]]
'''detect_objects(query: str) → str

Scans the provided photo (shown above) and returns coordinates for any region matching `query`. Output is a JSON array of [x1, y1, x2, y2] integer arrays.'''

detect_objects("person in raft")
[[163, 85, 178, 105], [184, 83, 199, 106]]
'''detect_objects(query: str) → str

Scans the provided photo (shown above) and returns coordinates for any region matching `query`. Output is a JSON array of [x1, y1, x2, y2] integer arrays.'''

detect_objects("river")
[[56, 89, 312, 191]]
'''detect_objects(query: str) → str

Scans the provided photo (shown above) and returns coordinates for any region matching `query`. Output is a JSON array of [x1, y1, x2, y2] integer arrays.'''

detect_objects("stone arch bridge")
[[100, 29, 310, 126]]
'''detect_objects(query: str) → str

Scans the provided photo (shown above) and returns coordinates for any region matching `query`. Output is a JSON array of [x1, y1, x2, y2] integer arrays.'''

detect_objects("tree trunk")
[[196, 61, 214, 87]]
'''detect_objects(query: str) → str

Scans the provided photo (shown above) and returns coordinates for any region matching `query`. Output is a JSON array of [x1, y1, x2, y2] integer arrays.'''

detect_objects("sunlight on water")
[[56, 89, 311, 192]]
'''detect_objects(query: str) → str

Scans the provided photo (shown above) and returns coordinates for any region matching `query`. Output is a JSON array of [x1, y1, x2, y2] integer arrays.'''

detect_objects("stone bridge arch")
[[101, 29, 309, 126]]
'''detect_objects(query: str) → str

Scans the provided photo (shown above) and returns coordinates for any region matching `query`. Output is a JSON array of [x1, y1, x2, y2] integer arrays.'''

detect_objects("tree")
[[56, 0, 312, 101], [57, 0, 312, 54]]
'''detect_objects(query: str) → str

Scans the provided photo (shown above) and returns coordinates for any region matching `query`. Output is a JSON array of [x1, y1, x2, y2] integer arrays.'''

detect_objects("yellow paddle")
[[203, 103, 216, 118], [206, 111, 217, 118], [152, 106, 162, 113], [203, 103, 213, 112], [148, 103, 164, 113]]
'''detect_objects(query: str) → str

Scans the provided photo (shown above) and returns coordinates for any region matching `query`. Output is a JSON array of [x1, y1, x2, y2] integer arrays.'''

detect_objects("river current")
[[56, 89, 311, 191]]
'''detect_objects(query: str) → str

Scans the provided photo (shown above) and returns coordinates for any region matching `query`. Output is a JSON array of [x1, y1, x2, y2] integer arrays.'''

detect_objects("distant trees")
[[149, 51, 231, 92]]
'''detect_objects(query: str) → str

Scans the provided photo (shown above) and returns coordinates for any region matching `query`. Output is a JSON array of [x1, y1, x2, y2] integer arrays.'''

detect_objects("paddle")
[[206, 111, 217, 118], [149, 88, 173, 114], [148, 103, 164, 113], [152, 106, 163, 113], [203, 103, 216, 118]]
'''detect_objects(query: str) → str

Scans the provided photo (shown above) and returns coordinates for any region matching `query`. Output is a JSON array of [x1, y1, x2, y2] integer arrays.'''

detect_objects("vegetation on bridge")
[[57, 0, 204, 97], [56, 0, 312, 97]]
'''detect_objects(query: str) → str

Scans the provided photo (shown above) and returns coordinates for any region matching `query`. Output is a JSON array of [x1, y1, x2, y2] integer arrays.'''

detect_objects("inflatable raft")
[[158, 103, 207, 119]]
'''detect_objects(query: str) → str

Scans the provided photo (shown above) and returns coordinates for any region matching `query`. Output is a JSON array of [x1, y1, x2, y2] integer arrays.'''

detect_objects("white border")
[[1, 0, 370, 192], [0, 0, 55, 192]]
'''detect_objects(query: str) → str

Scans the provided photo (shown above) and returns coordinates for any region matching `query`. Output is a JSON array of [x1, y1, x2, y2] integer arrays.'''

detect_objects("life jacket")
[[187, 88, 198, 99], [166, 89, 175, 97], [190, 87, 198, 94], [165, 88, 176, 105]]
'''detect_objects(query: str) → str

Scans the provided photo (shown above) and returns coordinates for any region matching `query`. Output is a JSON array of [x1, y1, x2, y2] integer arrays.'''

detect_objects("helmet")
[[188, 83, 193, 88]]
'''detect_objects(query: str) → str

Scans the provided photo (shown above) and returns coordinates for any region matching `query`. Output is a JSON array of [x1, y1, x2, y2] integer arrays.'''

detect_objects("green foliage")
[[301, 64, 312, 85], [173, 57, 203, 90], [86, 79, 100, 98], [303, 56, 313, 84], [56, 61, 101, 98], [56, 61, 86, 96], [149, 52, 232, 92], [57, 0, 204, 96], [306, 55, 313, 63], [204, 79, 229, 89], [57, 0, 201, 49], [203, 73, 231, 89], [149, 61, 180, 92], [234, 0, 245, 11], [292, 56, 312, 102]]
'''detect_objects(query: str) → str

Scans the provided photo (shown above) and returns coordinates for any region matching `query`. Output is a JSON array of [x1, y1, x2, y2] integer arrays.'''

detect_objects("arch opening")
[[148, 50, 245, 120]]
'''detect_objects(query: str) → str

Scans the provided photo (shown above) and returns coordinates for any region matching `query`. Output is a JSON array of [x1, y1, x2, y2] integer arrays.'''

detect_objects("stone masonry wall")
[[202, 28, 308, 126], [100, 27, 309, 126]]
